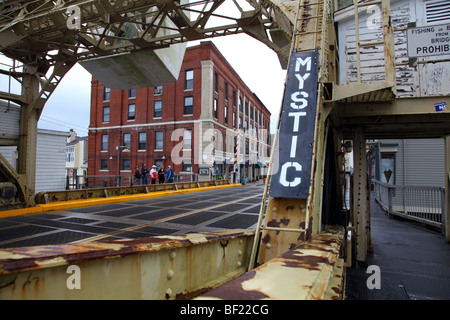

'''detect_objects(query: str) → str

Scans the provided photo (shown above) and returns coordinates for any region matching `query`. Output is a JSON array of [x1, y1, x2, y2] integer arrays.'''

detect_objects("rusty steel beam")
[[199, 226, 346, 300], [0, 229, 255, 300]]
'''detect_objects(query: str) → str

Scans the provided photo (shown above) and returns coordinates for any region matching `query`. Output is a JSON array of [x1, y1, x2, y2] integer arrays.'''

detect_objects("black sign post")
[[269, 50, 319, 199]]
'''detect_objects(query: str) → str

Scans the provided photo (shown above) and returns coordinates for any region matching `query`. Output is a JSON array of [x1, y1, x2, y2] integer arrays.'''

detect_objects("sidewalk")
[[346, 198, 450, 300]]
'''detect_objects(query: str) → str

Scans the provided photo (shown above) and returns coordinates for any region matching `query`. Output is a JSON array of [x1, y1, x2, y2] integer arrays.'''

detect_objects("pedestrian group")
[[134, 164, 175, 185]]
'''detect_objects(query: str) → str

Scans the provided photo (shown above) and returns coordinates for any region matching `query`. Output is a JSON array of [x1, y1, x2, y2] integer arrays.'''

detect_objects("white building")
[[66, 130, 88, 189], [0, 126, 68, 194]]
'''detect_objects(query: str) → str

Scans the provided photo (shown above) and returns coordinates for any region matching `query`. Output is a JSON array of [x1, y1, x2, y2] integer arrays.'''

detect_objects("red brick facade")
[[88, 41, 271, 181]]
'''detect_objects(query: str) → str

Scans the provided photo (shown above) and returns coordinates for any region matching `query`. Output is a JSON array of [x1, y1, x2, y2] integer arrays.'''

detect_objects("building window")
[[214, 99, 218, 119], [239, 97, 243, 112], [103, 106, 110, 122], [129, 88, 136, 99], [250, 106, 254, 120], [155, 131, 164, 150], [239, 116, 242, 129], [103, 87, 110, 101], [66, 147, 74, 162], [122, 159, 130, 171], [101, 134, 108, 151], [154, 86, 163, 95], [233, 112, 236, 128], [185, 69, 194, 90], [100, 159, 108, 170], [224, 105, 228, 124], [233, 90, 236, 108], [214, 71, 219, 92], [154, 100, 162, 118], [155, 159, 163, 168], [184, 96, 193, 115], [183, 129, 192, 149], [224, 82, 228, 101], [138, 132, 146, 150], [123, 133, 131, 149], [182, 160, 192, 172], [128, 104, 136, 121]]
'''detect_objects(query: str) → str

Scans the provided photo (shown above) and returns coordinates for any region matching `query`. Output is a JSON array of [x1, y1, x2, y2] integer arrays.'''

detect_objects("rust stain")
[[280, 254, 330, 271], [267, 219, 280, 228], [201, 271, 270, 300], [175, 287, 212, 300], [332, 286, 342, 294], [261, 234, 271, 244]]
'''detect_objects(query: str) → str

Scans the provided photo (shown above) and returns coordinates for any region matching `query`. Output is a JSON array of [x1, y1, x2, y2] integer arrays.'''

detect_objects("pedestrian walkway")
[[346, 198, 450, 300]]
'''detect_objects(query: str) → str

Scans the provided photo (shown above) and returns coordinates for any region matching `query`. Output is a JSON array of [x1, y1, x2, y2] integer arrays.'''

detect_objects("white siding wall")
[[0, 101, 20, 143], [336, 0, 450, 97], [35, 129, 69, 193], [0, 146, 18, 170], [403, 138, 445, 187], [381, 138, 445, 187]]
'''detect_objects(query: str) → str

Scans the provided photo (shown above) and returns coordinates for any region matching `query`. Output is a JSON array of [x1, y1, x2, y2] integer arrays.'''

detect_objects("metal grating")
[[212, 203, 248, 212], [169, 211, 228, 225], [95, 221, 135, 229], [131, 208, 189, 221], [58, 217, 100, 224], [94, 206, 156, 217], [0, 231, 95, 248], [0, 225, 56, 242], [207, 214, 258, 229], [68, 204, 132, 213], [178, 201, 217, 209]]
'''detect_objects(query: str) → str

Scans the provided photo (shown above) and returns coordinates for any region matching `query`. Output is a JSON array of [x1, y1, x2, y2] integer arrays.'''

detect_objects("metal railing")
[[66, 173, 203, 190], [36, 179, 233, 204], [373, 180, 446, 233]]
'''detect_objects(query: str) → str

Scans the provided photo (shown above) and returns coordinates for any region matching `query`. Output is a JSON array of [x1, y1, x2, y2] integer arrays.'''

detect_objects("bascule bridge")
[[0, 0, 449, 299]]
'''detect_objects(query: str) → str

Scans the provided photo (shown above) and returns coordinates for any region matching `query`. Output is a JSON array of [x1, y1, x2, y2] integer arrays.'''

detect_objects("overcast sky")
[[0, 2, 287, 137]]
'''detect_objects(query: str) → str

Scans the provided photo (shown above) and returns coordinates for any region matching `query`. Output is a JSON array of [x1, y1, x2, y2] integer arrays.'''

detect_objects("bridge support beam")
[[352, 128, 370, 262], [445, 135, 450, 243], [16, 66, 40, 207]]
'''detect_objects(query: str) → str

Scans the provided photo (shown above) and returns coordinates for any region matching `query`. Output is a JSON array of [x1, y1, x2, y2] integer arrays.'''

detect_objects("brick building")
[[88, 41, 271, 183]]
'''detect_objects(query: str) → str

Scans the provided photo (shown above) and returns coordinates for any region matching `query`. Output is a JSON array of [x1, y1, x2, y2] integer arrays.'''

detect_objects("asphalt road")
[[0, 183, 265, 249]]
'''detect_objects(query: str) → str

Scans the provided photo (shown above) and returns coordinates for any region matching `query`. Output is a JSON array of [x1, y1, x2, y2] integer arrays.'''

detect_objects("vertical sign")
[[269, 50, 319, 199]]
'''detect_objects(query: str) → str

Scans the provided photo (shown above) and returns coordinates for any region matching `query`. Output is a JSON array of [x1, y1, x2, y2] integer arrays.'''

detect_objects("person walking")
[[134, 166, 142, 185], [150, 165, 157, 184], [141, 164, 149, 185], [166, 165, 175, 183], [158, 165, 165, 184]]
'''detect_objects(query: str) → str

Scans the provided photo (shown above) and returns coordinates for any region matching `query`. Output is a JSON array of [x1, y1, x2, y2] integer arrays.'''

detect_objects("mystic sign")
[[270, 50, 319, 199]]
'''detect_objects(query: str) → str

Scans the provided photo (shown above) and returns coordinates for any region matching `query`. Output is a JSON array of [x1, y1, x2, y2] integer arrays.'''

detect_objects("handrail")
[[373, 180, 445, 233]]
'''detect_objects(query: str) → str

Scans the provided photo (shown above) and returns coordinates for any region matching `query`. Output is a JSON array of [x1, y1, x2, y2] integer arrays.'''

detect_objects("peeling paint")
[[201, 227, 345, 300]]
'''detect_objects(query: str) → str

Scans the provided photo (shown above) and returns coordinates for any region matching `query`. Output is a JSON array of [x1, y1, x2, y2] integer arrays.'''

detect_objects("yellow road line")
[[0, 184, 242, 219]]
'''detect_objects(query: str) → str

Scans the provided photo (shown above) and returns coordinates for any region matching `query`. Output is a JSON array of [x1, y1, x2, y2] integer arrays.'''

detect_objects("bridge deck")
[[0, 183, 264, 249]]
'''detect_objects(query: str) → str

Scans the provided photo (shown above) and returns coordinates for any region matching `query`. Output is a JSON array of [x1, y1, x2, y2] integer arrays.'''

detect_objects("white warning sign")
[[407, 23, 450, 58]]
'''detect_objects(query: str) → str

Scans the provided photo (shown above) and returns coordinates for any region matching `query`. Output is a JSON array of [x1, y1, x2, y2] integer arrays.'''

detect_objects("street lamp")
[[116, 145, 129, 186]]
